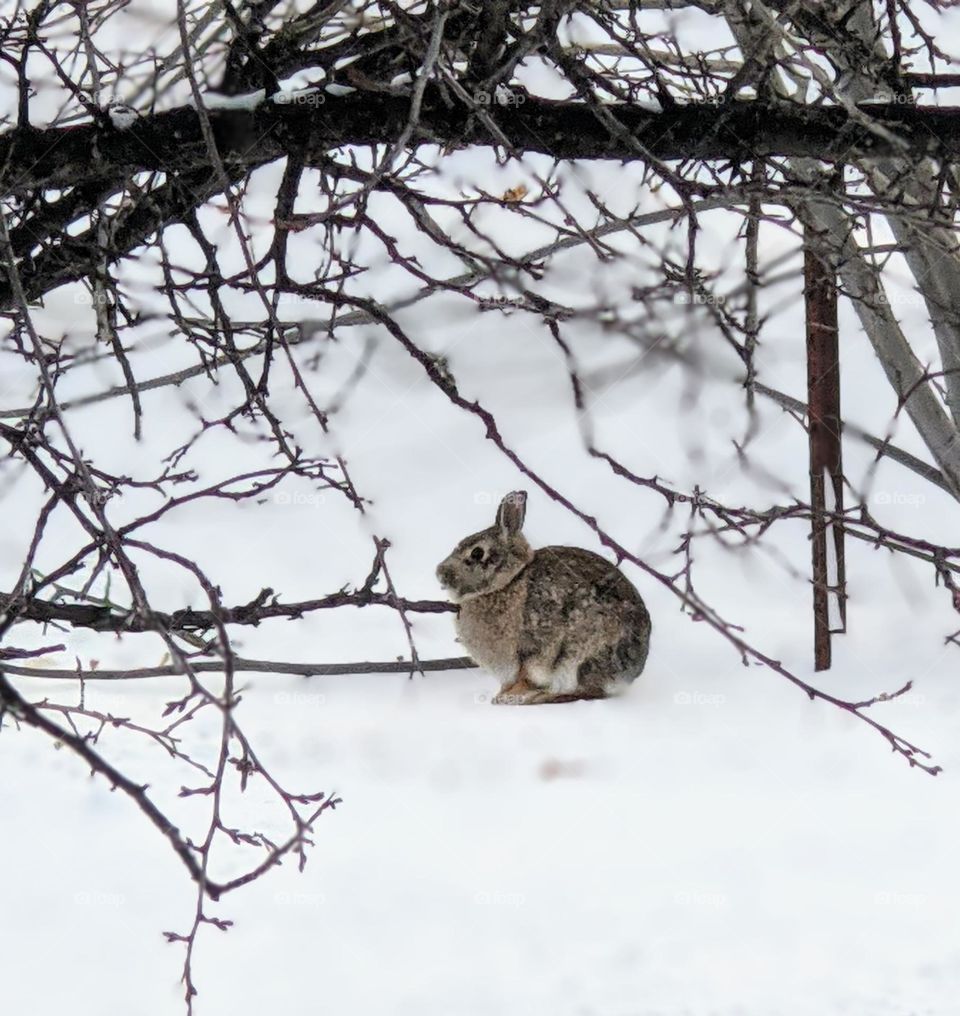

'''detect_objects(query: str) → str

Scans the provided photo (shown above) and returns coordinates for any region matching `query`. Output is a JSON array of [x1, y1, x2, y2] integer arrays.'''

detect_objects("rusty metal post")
[[804, 224, 846, 671]]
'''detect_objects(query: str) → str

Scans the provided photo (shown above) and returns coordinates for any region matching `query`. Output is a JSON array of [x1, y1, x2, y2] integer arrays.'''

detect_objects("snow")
[[194, 89, 266, 111], [3, 660, 960, 1015], [5, 283, 960, 1011]]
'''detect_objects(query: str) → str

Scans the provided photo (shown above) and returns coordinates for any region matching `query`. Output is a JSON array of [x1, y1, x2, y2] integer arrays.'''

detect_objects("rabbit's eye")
[[469, 546, 485, 562]]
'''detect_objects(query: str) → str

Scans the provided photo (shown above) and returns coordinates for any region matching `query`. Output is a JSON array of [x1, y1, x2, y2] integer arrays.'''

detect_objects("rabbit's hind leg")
[[517, 656, 619, 703], [522, 657, 610, 704], [492, 664, 542, 705]]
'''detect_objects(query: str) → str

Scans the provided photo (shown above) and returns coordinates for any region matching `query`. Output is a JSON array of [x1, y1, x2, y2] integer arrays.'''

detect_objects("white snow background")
[[2, 4, 960, 1015]]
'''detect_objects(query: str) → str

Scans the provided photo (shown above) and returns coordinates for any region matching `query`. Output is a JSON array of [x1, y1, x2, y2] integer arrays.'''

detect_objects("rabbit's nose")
[[436, 563, 452, 587]]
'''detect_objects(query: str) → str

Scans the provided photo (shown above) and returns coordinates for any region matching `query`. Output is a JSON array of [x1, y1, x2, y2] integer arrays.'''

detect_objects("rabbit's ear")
[[496, 490, 527, 535]]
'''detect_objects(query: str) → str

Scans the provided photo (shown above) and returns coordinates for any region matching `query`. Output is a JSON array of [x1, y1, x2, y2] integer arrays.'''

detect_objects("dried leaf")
[[502, 184, 528, 203]]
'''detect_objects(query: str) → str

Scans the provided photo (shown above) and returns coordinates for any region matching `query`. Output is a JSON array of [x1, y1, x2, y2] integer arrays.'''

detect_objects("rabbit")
[[435, 491, 651, 704]]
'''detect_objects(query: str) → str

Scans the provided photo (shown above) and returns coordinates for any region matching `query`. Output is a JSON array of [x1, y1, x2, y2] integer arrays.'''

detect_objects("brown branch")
[[2, 656, 476, 681], [1, 587, 454, 635]]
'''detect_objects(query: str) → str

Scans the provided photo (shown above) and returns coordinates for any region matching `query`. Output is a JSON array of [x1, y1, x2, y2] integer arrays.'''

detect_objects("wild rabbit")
[[436, 491, 651, 704]]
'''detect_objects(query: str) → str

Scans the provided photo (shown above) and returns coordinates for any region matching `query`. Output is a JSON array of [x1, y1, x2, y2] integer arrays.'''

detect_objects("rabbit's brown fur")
[[436, 491, 651, 704]]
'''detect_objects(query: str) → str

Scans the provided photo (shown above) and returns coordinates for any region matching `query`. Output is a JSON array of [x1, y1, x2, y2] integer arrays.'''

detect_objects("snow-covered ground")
[[4, 262, 960, 1013], [4, 632, 960, 1015]]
